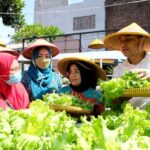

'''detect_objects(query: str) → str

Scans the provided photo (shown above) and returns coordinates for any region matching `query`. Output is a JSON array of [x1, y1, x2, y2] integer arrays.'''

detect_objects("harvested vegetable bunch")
[[43, 93, 93, 111], [98, 71, 150, 107]]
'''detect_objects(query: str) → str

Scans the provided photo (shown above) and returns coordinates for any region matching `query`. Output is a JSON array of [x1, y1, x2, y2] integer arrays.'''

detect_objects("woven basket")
[[123, 87, 150, 97], [49, 104, 90, 115]]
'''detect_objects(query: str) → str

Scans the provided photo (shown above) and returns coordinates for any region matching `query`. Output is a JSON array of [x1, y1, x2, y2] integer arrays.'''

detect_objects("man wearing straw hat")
[[104, 22, 150, 109]]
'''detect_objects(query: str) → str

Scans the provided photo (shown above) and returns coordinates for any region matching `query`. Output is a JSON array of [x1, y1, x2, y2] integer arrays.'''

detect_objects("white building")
[[34, 0, 106, 51], [34, 0, 105, 33]]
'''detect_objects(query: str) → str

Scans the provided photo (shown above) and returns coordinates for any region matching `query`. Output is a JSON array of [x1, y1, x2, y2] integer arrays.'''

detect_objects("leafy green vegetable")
[[98, 71, 150, 107], [43, 93, 93, 111], [0, 100, 149, 149], [98, 78, 126, 107]]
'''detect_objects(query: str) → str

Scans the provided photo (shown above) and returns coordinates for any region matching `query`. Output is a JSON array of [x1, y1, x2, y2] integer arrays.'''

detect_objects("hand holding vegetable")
[[131, 69, 150, 80]]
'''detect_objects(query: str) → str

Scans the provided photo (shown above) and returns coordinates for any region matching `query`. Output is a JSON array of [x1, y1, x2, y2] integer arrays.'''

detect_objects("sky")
[[0, 0, 34, 44], [0, 0, 84, 44], [68, 0, 83, 4]]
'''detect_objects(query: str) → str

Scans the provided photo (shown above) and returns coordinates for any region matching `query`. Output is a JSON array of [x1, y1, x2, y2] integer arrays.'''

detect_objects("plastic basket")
[[123, 87, 150, 97], [49, 104, 90, 115]]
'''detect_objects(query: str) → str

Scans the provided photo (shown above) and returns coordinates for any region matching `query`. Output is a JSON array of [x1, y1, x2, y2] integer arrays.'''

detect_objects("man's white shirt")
[[112, 52, 150, 109]]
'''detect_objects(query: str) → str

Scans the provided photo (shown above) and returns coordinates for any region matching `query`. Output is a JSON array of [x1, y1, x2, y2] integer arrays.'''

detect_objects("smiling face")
[[119, 35, 142, 57], [68, 64, 81, 87]]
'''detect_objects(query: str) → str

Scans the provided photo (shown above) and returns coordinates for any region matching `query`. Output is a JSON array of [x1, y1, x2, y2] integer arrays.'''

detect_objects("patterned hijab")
[[27, 46, 54, 99]]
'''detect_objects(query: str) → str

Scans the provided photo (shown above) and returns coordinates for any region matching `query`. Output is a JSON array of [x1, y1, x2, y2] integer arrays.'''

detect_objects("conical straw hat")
[[88, 39, 106, 49], [57, 57, 106, 81], [0, 41, 6, 47], [0, 46, 19, 56], [104, 23, 150, 51], [23, 39, 60, 59]]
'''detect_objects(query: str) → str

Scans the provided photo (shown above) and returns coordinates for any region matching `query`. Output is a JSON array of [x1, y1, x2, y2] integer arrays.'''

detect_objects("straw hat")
[[0, 41, 6, 47], [23, 39, 60, 59], [0, 46, 19, 57], [57, 57, 106, 81], [88, 39, 106, 49], [104, 23, 150, 51]]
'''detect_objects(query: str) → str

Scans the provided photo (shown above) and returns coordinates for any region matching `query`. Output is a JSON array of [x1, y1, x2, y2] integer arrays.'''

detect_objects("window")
[[73, 15, 95, 30], [68, 0, 84, 5]]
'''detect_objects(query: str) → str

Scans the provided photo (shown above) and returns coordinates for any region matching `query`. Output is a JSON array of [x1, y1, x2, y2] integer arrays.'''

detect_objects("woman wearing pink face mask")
[[0, 53, 29, 110]]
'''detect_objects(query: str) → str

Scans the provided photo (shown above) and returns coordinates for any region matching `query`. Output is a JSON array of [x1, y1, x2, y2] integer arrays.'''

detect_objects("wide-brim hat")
[[104, 23, 150, 51], [23, 39, 60, 59], [57, 57, 106, 81], [88, 38, 106, 49], [0, 46, 19, 57], [0, 41, 6, 47]]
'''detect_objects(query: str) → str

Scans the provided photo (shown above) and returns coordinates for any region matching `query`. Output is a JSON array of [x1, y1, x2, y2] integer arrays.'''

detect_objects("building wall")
[[34, 0, 105, 34], [34, 0, 106, 52], [105, 0, 150, 34]]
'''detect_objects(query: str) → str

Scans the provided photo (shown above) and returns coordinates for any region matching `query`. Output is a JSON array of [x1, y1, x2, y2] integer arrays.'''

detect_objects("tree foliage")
[[12, 24, 64, 43], [0, 0, 25, 30]]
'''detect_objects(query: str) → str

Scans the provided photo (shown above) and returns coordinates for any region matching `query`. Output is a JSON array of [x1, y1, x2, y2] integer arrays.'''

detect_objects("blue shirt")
[[59, 86, 102, 104], [22, 70, 62, 101]]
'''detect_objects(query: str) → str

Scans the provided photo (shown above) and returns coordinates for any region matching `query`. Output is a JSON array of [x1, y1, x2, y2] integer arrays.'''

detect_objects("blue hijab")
[[28, 46, 54, 100]]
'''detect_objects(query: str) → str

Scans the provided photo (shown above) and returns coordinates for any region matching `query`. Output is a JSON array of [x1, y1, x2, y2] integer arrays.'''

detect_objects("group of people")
[[0, 22, 150, 115]]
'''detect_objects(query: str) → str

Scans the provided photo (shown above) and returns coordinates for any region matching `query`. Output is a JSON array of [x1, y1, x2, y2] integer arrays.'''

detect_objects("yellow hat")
[[23, 39, 60, 59], [57, 57, 106, 81], [104, 23, 150, 51], [0, 41, 6, 47], [0, 46, 19, 56], [88, 39, 106, 49]]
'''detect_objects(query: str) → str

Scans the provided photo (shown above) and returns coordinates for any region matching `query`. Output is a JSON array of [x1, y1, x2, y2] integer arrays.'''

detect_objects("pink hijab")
[[0, 53, 29, 109]]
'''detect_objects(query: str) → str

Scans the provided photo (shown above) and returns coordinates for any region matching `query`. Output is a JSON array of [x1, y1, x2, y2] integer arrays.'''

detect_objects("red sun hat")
[[23, 39, 60, 59], [0, 46, 19, 57]]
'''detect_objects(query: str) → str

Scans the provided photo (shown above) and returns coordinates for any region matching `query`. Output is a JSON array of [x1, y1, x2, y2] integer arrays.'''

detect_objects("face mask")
[[6, 71, 22, 85], [35, 57, 51, 69]]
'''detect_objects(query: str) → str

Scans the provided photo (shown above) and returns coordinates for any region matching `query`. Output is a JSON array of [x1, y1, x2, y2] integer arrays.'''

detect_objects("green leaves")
[[0, 101, 149, 149], [98, 78, 126, 107], [122, 71, 144, 88], [98, 71, 150, 107], [43, 93, 93, 111], [0, 0, 25, 30], [12, 24, 64, 43]]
